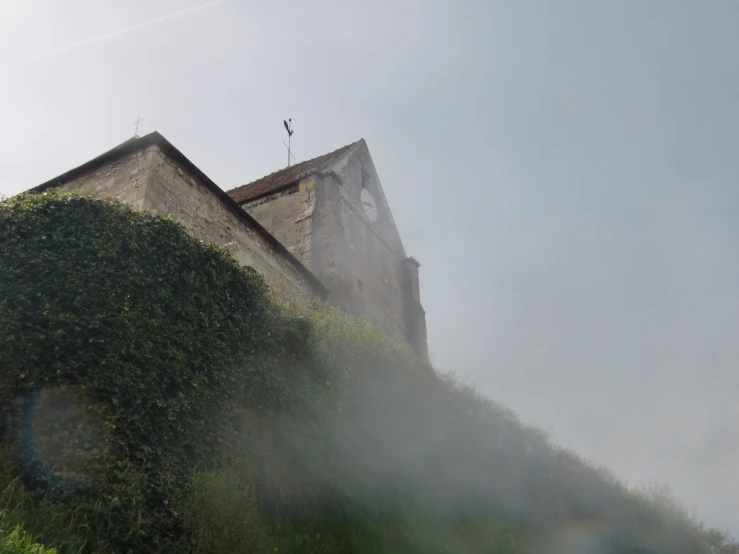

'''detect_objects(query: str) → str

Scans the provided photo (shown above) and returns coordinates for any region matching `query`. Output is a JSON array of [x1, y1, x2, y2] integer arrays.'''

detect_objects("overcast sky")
[[2, 0, 738, 537]]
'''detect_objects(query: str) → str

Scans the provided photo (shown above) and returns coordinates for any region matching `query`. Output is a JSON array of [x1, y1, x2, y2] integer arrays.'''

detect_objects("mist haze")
[[2, 0, 738, 537]]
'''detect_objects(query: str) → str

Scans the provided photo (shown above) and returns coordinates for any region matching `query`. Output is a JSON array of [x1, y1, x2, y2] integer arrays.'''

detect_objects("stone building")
[[27, 132, 428, 358]]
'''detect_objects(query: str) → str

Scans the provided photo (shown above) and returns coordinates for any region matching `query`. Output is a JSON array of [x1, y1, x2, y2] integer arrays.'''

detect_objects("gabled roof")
[[26, 132, 328, 297], [227, 141, 358, 204]]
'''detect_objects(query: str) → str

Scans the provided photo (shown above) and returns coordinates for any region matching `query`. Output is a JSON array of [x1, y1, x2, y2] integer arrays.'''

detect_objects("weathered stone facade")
[[29, 136, 326, 306], [144, 149, 320, 304], [239, 139, 428, 357], [244, 177, 316, 268], [27, 132, 427, 358], [44, 146, 149, 210], [402, 257, 428, 359]]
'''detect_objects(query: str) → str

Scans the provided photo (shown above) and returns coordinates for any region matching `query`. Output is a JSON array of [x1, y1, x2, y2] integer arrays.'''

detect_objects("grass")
[[0, 511, 56, 554]]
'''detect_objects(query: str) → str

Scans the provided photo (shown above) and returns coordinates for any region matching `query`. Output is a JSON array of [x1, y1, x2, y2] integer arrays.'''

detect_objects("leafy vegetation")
[[0, 193, 736, 553], [0, 511, 55, 554]]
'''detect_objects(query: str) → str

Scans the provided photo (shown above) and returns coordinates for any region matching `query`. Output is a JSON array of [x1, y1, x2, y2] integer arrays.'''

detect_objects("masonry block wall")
[[45, 145, 323, 306], [48, 148, 149, 210], [311, 146, 426, 354], [240, 142, 429, 357], [30, 133, 427, 358], [243, 176, 316, 268], [144, 148, 321, 304], [402, 257, 428, 359], [310, 171, 408, 345]]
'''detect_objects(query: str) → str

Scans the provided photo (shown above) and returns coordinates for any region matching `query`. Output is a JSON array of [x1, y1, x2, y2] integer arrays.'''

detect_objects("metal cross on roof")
[[133, 115, 144, 137]]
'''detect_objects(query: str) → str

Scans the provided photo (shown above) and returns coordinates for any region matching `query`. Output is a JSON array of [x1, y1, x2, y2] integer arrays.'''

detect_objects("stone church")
[[27, 132, 428, 358]]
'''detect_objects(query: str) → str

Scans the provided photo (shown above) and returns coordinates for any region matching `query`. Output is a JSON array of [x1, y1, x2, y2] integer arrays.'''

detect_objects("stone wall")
[[241, 142, 429, 356], [48, 148, 149, 210], [39, 134, 426, 357], [242, 177, 316, 268], [402, 258, 428, 359], [49, 145, 322, 306], [311, 170, 410, 349], [143, 148, 321, 305]]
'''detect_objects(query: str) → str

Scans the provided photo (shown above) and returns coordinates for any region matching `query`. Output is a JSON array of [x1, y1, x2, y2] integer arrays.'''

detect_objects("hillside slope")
[[0, 194, 736, 553]]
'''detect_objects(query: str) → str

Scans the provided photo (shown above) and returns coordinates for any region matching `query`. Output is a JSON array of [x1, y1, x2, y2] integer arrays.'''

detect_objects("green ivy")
[[0, 194, 281, 552]]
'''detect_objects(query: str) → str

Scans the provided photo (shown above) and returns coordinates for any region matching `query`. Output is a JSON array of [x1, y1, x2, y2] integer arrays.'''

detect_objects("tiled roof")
[[227, 141, 358, 204]]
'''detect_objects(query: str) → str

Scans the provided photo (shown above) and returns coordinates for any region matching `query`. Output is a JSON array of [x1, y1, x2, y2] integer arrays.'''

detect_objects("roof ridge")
[[249, 141, 356, 183], [227, 140, 359, 204]]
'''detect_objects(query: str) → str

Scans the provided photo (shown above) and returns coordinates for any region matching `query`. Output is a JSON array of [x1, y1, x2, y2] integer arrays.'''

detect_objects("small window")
[[357, 278, 364, 291]]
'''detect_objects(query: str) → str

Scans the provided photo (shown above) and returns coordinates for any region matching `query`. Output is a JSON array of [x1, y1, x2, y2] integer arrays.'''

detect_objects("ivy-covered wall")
[[0, 193, 283, 551], [35, 137, 324, 308], [144, 148, 322, 305]]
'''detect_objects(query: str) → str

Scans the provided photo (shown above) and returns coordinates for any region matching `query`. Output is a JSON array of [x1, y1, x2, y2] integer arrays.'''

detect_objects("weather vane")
[[283, 118, 295, 167], [133, 115, 144, 137]]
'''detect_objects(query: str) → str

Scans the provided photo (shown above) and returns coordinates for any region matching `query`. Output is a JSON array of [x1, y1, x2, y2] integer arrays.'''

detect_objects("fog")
[[1, 0, 738, 536]]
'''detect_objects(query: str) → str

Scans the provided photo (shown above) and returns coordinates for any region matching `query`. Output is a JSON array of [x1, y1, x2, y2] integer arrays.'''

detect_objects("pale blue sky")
[[2, 0, 738, 536]]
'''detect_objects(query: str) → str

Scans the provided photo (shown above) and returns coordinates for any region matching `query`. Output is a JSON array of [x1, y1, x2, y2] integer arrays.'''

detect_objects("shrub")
[[0, 193, 275, 551], [178, 471, 270, 554]]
